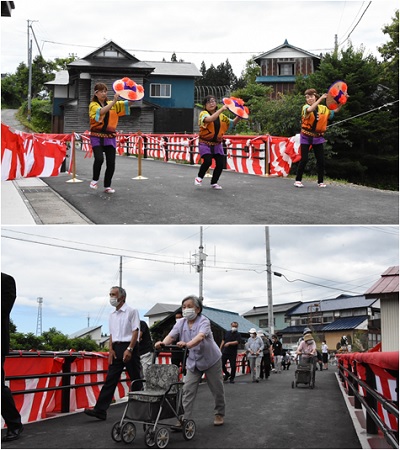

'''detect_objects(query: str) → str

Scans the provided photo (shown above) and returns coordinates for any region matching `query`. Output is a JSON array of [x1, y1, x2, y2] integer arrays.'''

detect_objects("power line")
[[338, 1, 372, 47]]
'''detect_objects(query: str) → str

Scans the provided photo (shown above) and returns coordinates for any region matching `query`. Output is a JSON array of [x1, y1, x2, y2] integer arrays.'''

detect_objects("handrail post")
[[61, 356, 74, 413], [366, 363, 379, 435]]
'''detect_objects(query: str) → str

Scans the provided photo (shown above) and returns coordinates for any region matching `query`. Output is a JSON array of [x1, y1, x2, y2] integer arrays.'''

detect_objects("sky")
[[1, 0, 397, 78], [1, 225, 398, 336]]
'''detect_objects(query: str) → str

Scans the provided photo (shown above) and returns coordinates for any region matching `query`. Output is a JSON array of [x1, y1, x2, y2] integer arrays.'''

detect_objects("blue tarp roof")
[[202, 306, 259, 334]]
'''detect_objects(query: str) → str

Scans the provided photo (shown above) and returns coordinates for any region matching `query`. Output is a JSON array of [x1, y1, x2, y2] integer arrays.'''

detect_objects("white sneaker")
[[90, 181, 98, 190], [318, 183, 327, 188], [194, 177, 203, 186], [294, 181, 304, 188], [211, 184, 222, 190], [104, 187, 115, 194]]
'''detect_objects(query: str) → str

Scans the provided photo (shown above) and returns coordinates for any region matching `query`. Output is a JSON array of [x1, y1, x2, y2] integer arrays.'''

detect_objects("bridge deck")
[[2, 369, 365, 449]]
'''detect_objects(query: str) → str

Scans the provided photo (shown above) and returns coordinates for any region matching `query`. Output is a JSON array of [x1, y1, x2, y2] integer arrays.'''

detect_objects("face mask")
[[231, 327, 237, 332], [251, 333, 256, 338], [109, 296, 120, 307], [183, 308, 197, 321]]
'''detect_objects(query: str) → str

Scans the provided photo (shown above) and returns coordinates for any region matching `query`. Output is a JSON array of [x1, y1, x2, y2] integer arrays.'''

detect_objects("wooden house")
[[254, 39, 321, 98], [45, 40, 201, 134]]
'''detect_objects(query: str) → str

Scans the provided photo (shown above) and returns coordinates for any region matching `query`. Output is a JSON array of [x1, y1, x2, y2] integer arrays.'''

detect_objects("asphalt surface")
[[1, 369, 362, 449], [43, 148, 398, 225], [2, 109, 398, 225]]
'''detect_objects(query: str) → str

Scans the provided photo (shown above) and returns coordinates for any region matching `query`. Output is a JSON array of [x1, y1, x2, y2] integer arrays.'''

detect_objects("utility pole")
[[265, 227, 274, 335], [192, 226, 207, 302], [36, 297, 43, 336], [334, 34, 338, 56], [27, 20, 40, 122], [27, 20, 33, 121], [119, 256, 123, 287]]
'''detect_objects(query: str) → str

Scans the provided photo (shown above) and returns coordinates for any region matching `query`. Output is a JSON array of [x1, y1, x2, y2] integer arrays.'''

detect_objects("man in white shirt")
[[84, 286, 142, 420]]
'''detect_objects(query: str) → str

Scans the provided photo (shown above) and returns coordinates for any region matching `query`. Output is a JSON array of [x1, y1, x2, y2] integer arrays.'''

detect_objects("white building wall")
[[381, 298, 399, 352]]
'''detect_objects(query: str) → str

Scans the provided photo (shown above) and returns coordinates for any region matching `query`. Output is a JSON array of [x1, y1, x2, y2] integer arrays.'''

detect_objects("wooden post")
[[132, 131, 148, 180], [66, 132, 82, 183]]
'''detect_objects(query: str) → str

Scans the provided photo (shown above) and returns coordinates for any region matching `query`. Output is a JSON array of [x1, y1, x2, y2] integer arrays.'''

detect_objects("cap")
[[249, 328, 257, 334]]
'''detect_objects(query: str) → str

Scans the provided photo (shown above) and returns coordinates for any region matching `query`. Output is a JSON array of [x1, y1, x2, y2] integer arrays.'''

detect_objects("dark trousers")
[[1, 364, 22, 430], [198, 153, 224, 184], [95, 343, 142, 413], [295, 143, 325, 184], [221, 354, 237, 380], [92, 145, 116, 188], [260, 354, 271, 379]]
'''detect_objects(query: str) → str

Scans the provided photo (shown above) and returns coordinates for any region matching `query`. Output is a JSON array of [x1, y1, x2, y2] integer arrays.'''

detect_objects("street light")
[[273, 271, 360, 295]]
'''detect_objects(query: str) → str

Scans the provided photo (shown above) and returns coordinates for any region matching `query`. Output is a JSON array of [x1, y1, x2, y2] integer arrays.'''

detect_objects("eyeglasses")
[[207, 99, 217, 104]]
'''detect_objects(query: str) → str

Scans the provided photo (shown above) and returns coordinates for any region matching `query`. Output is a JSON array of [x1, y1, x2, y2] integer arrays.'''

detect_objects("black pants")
[[92, 145, 116, 188], [260, 354, 271, 379], [95, 343, 142, 413], [221, 354, 237, 381], [198, 153, 224, 185], [295, 143, 325, 184], [1, 363, 22, 430]]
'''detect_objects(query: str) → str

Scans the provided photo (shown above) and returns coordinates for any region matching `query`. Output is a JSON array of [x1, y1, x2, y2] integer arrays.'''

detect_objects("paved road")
[[2, 109, 398, 225], [44, 149, 398, 225], [1, 369, 362, 449]]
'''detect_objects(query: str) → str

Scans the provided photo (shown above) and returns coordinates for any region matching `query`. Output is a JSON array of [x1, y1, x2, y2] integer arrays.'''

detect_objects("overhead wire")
[[338, 1, 372, 47]]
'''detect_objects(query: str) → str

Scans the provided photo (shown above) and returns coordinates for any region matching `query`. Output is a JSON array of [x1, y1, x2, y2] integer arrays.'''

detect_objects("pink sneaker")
[[194, 177, 203, 186], [90, 181, 98, 190], [104, 187, 115, 194], [294, 181, 304, 188], [318, 183, 327, 188], [211, 184, 222, 190]]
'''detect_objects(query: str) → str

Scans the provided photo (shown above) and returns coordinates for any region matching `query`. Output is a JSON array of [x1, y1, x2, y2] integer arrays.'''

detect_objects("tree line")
[[9, 321, 101, 352]]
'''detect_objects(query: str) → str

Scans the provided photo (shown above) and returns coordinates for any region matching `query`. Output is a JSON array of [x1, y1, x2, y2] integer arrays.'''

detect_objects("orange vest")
[[301, 104, 331, 137]]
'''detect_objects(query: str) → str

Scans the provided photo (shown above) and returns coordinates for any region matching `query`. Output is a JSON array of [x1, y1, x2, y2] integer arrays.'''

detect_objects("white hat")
[[257, 330, 264, 336], [249, 328, 257, 334]]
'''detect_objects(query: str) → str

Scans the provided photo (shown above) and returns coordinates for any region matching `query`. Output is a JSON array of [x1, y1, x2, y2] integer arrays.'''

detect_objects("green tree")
[[10, 332, 44, 351], [41, 327, 70, 351], [377, 9, 399, 98], [1, 55, 76, 109], [195, 59, 237, 88], [295, 43, 398, 188]]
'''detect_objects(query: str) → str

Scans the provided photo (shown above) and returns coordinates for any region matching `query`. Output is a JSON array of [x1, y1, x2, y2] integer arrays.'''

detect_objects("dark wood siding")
[[154, 108, 194, 133]]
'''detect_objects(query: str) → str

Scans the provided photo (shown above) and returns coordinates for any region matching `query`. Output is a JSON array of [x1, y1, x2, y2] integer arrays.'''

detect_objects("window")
[[279, 63, 294, 76], [150, 83, 171, 98]]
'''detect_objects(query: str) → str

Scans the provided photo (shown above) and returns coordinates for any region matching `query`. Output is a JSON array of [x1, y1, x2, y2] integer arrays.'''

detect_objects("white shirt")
[[109, 303, 140, 342]]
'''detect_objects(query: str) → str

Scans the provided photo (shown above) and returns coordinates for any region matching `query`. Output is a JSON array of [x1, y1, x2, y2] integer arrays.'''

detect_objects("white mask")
[[109, 296, 120, 307], [231, 327, 238, 332], [183, 308, 197, 321]]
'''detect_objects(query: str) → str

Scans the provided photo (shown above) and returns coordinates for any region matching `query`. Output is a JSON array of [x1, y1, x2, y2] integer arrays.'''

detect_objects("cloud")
[[1, 1, 396, 77], [2, 226, 398, 335]]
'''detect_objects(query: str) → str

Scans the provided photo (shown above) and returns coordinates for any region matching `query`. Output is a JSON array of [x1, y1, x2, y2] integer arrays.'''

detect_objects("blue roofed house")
[[280, 294, 381, 352], [45, 40, 201, 135], [253, 39, 321, 98], [242, 301, 301, 335]]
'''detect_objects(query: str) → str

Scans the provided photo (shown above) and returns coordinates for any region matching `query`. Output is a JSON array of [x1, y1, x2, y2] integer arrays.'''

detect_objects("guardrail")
[[337, 351, 399, 449], [3, 350, 249, 426]]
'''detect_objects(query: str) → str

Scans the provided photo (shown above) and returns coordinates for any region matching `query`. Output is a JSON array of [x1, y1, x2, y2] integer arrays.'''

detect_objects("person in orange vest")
[[88, 83, 132, 194], [294, 88, 345, 189], [195, 96, 241, 190]]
